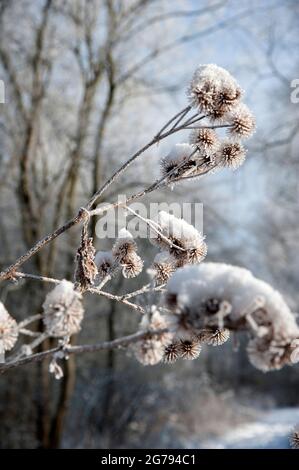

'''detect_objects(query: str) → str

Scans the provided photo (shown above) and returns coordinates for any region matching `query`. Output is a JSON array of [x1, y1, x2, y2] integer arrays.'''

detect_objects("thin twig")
[[0, 329, 168, 374], [0, 208, 89, 281], [13, 272, 61, 285], [121, 283, 165, 300], [124, 205, 186, 252], [87, 287, 146, 314], [18, 313, 43, 328]]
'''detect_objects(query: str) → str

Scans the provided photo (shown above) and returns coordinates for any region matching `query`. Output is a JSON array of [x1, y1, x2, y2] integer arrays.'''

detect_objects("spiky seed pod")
[[209, 85, 243, 122], [188, 77, 218, 113], [188, 241, 208, 264], [217, 85, 242, 108], [43, 280, 84, 338], [133, 310, 172, 365], [189, 128, 219, 154], [178, 337, 202, 360], [228, 103, 256, 139], [154, 262, 174, 285], [112, 228, 137, 263], [147, 309, 173, 346], [246, 337, 292, 372], [75, 236, 98, 291], [0, 302, 18, 354], [133, 338, 164, 366], [290, 427, 299, 449], [95, 251, 115, 279], [198, 327, 230, 346], [163, 342, 180, 363], [187, 64, 241, 115], [160, 143, 196, 179], [216, 141, 246, 169], [152, 252, 175, 285], [150, 212, 207, 269], [122, 253, 143, 278]]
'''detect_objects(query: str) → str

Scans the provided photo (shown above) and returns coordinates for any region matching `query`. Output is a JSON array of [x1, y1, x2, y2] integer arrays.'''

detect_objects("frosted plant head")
[[111, 228, 143, 278], [152, 251, 175, 285], [178, 336, 202, 360], [163, 262, 299, 370], [163, 341, 181, 363], [215, 140, 247, 169], [112, 228, 137, 263], [121, 252, 143, 278], [132, 309, 173, 365], [164, 264, 233, 334], [189, 128, 219, 154], [160, 143, 195, 179], [198, 327, 230, 347], [247, 336, 297, 372], [95, 251, 115, 279], [228, 103, 256, 139], [187, 64, 242, 117], [0, 302, 18, 354], [43, 280, 84, 337], [150, 211, 207, 266]]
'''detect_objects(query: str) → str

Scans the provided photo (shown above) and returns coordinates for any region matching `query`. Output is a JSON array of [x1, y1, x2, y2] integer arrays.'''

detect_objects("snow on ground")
[[197, 408, 299, 449]]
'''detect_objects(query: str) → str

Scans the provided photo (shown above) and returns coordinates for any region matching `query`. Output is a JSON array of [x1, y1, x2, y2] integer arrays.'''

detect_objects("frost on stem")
[[0, 302, 18, 356], [150, 211, 207, 268], [43, 280, 84, 337], [132, 308, 173, 366], [163, 341, 181, 364], [164, 263, 299, 371]]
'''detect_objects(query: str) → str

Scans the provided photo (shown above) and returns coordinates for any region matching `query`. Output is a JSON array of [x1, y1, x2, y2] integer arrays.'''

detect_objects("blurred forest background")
[[0, 0, 298, 449]]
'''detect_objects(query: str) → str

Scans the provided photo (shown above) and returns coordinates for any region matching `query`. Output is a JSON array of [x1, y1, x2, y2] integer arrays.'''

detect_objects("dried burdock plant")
[[149, 211, 207, 268], [228, 103, 256, 139], [152, 251, 176, 286], [178, 337, 202, 360], [160, 143, 195, 179], [164, 263, 299, 371], [163, 341, 180, 364], [189, 128, 219, 154], [198, 327, 230, 347], [0, 64, 297, 384], [95, 251, 115, 280], [43, 280, 84, 338], [112, 228, 137, 263], [75, 223, 98, 291], [132, 309, 172, 366], [216, 140, 247, 169]]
